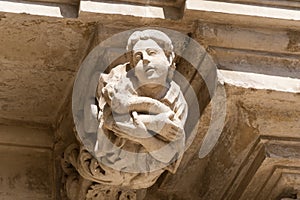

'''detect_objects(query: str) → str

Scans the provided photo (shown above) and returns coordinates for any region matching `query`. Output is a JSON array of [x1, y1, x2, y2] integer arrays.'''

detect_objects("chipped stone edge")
[[79, 1, 165, 19], [0, 1, 63, 18], [218, 69, 300, 93], [186, 0, 300, 21]]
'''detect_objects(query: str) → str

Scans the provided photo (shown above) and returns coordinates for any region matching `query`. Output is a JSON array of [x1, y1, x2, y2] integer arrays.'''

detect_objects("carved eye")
[[134, 52, 142, 61], [148, 49, 157, 56]]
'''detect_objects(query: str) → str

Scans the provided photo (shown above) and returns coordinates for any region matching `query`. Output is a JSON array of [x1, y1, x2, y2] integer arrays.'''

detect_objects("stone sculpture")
[[94, 29, 188, 188], [63, 29, 188, 199]]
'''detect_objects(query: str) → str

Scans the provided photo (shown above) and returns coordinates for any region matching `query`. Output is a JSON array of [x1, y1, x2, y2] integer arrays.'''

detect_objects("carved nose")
[[143, 59, 150, 65], [142, 52, 150, 64]]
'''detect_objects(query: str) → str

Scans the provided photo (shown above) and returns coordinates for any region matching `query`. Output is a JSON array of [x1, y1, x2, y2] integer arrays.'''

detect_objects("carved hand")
[[136, 111, 184, 141], [113, 111, 151, 142]]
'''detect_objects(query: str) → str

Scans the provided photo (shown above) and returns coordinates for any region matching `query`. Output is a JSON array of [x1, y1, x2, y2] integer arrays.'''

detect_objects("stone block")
[[0, 146, 53, 200]]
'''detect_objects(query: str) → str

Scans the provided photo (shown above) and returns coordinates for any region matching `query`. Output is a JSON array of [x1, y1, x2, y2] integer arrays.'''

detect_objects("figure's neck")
[[136, 83, 169, 99]]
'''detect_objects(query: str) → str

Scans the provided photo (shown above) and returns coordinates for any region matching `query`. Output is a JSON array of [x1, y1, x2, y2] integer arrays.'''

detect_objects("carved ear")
[[167, 53, 176, 82], [128, 51, 135, 70], [165, 51, 175, 66], [169, 52, 175, 65]]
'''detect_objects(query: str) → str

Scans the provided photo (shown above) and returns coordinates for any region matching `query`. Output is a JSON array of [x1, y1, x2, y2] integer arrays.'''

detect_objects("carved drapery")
[[62, 29, 193, 199]]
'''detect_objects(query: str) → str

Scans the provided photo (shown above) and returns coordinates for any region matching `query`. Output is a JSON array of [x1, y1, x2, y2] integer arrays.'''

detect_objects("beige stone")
[[0, 0, 300, 199], [66, 30, 191, 199]]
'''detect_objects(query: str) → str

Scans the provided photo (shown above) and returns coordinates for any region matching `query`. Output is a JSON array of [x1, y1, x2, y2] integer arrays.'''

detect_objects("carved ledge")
[[222, 135, 300, 200]]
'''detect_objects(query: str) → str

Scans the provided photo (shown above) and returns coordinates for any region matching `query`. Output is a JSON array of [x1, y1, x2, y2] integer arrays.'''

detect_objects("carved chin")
[[141, 77, 165, 86], [144, 73, 167, 83], [146, 73, 160, 80]]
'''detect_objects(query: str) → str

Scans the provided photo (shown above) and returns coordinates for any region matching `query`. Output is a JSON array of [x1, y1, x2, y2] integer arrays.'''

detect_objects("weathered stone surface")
[[0, 14, 95, 126], [207, 0, 300, 9], [67, 29, 203, 200], [0, 1, 300, 199], [0, 125, 54, 200], [0, 146, 53, 200]]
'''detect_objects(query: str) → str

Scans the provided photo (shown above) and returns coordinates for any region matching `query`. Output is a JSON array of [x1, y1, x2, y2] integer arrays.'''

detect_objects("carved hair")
[[126, 29, 176, 81], [126, 29, 174, 53]]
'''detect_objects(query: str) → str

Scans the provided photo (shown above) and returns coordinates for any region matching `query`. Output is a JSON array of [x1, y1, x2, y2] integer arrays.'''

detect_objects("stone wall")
[[0, 0, 299, 199], [0, 125, 54, 199]]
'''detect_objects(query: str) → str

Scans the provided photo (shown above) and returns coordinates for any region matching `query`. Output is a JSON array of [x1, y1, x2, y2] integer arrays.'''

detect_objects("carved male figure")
[[94, 29, 188, 188]]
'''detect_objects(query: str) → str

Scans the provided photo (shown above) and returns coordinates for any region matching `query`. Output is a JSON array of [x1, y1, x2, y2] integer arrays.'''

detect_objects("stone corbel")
[[61, 143, 147, 200], [63, 28, 218, 200]]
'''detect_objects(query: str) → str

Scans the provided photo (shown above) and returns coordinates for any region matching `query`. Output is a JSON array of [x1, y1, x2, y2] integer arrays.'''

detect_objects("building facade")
[[0, 0, 299, 199]]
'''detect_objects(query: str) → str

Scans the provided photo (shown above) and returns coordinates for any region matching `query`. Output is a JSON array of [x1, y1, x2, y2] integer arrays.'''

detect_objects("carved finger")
[[165, 110, 175, 120], [127, 97, 171, 114]]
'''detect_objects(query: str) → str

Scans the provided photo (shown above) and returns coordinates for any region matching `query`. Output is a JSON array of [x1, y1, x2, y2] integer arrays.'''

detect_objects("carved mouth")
[[145, 66, 156, 73]]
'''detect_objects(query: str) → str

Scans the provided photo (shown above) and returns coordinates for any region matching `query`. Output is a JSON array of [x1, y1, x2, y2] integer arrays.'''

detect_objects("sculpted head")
[[126, 30, 176, 87]]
